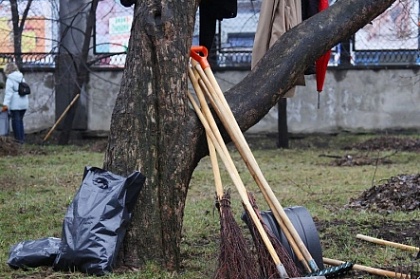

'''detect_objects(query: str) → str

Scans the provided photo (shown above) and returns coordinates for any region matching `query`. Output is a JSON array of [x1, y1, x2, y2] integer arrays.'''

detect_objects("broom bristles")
[[214, 190, 259, 279], [247, 192, 302, 279]]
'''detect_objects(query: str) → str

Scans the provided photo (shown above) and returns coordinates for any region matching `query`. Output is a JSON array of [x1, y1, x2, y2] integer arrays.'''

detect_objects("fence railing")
[[0, 0, 418, 70]]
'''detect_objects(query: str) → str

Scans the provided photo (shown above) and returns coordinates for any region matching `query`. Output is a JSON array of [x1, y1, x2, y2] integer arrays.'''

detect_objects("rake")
[[324, 257, 411, 279]]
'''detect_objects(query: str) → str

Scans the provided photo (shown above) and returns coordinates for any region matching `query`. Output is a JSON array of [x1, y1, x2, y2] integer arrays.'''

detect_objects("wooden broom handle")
[[43, 93, 80, 141], [207, 135, 223, 198], [356, 234, 419, 252]]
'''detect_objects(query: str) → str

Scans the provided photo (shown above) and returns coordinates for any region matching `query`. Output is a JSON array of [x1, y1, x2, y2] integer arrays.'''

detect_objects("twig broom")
[[208, 117, 258, 279], [188, 70, 258, 279]]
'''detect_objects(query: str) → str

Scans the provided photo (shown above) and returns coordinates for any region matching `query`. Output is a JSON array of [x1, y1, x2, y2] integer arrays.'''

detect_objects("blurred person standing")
[[2, 62, 29, 143]]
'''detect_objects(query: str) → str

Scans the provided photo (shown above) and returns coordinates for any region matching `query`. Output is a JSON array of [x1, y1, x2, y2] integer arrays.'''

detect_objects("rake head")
[[306, 262, 353, 278]]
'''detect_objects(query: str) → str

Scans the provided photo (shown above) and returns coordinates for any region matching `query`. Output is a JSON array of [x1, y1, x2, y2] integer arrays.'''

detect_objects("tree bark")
[[103, 0, 199, 270], [103, 0, 396, 272]]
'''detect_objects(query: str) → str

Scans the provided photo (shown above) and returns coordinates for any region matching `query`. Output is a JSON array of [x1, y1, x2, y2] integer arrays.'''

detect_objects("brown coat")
[[251, 0, 305, 97]]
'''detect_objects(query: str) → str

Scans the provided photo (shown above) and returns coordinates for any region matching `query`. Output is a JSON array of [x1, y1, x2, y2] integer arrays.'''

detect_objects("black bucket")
[[242, 206, 324, 272]]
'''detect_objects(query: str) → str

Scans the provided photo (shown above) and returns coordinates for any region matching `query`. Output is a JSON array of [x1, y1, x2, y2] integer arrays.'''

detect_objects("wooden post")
[[277, 98, 289, 149]]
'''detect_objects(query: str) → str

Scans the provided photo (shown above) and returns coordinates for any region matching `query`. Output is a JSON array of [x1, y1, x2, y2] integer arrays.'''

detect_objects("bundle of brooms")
[[187, 50, 303, 279]]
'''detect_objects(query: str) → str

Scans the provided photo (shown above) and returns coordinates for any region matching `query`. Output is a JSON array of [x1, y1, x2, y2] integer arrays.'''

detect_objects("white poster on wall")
[[95, 0, 133, 61]]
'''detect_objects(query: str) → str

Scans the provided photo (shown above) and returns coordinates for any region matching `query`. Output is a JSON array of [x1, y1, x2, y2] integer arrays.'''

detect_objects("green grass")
[[0, 134, 419, 278]]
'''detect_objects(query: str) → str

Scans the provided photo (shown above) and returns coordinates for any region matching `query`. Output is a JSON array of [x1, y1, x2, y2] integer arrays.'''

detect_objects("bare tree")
[[54, 0, 129, 144], [55, 0, 99, 144], [6, 0, 117, 144], [9, 0, 33, 68], [101, 0, 398, 272]]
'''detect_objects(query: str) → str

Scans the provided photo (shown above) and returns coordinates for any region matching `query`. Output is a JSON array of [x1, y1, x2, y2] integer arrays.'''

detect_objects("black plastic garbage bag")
[[7, 237, 61, 270], [53, 166, 146, 276]]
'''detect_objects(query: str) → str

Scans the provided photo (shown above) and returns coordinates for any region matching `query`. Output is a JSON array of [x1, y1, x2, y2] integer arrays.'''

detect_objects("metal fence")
[[0, 0, 419, 70], [206, 0, 420, 69]]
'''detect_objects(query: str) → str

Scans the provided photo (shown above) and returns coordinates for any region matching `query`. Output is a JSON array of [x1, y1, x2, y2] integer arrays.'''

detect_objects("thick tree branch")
[[227, 0, 396, 132]]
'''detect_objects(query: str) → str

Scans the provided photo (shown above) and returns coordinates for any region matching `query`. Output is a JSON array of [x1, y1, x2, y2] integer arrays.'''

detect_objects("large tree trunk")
[[103, 0, 200, 271], [103, 0, 396, 272]]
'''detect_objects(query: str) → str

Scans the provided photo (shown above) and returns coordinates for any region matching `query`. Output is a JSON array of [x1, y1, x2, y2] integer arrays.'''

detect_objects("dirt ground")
[[0, 130, 108, 156], [347, 173, 420, 212]]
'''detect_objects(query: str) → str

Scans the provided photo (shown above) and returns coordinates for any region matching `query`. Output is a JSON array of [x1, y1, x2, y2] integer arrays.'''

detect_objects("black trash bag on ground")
[[53, 166, 146, 276], [7, 237, 61, 270]]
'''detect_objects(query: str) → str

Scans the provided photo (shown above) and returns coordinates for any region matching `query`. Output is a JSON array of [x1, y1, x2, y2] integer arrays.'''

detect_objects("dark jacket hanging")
[[301, 0, 320, 21], [199, 0, 238, 52]]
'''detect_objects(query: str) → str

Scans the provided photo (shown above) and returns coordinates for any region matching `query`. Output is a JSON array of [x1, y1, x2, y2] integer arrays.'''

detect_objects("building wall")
[[1, 68, 419, 135], [215, 68, 420, 134]]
